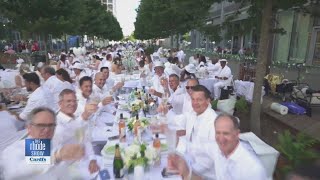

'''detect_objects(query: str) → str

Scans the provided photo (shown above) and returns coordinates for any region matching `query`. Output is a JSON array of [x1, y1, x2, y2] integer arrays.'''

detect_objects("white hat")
[[185, 64, 196, 74], [16, 58, 24, 64], [71, 63, 84, 70], [154, 61, 164, 68], [219, 59, 227, 62], [37, 62, 44, 68]]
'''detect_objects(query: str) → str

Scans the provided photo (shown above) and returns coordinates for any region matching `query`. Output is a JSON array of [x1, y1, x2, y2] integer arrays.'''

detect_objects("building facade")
[[100, 0, 117, 18]]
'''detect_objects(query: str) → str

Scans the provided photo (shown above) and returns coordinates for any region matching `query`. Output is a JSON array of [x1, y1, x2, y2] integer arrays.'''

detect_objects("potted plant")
[[275, 130, 319, 178]]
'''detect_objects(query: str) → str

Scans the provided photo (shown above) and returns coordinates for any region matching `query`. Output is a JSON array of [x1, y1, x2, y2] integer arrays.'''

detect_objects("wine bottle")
[[153, 133, 161, 165], [133, 114, 141, 137], [118, 113, 126, 142], [113, 144, 124, 178]]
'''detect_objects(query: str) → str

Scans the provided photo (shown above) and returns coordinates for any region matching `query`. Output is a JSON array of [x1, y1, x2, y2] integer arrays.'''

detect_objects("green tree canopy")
[[0, 0, 123, 40], [134, 0, 213, 40], [78, 0, 123, 40]]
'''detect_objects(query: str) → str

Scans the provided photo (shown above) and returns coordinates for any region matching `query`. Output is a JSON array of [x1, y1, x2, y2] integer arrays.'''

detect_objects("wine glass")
[[88, 94, 101, 127]]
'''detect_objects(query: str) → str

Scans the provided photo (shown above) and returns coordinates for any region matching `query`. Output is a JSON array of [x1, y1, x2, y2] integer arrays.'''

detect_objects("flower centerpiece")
[[126, 117, 149, 133], [122, 50, 136, 74], [128, 99, 144, 117], [123, 142, 158, 173], [129, 88, 146, 101]]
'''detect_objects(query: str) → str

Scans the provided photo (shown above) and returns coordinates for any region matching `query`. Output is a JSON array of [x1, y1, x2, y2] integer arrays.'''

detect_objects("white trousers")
[[214, 81, 228, 100]]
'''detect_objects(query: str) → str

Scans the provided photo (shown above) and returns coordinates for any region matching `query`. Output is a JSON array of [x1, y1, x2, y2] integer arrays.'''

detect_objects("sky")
[[116, 0, 140, 37]]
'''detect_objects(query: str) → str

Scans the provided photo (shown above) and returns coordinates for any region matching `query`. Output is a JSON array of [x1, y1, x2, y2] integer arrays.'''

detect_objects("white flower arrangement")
[[122, 143, 158, 171], [128, 99, 144, 112], [126, 116, 149, 132], [122, 50, 136, 73]]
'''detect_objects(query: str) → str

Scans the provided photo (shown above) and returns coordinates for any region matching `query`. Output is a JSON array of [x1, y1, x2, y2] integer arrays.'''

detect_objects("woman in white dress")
[[88, 55, 101, 72], [56, 68, 75, 90], [57, 54, 71, 71], [15, 63, 31, 88], [144, 54, 153, 73], [111, 57, 122, 75]]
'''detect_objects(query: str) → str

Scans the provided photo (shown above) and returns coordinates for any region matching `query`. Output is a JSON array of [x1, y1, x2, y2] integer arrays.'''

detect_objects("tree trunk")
[[250, 0, 273, 136], [43, 33, 48, 64], [170, 35, 174, 49], [176, 33, 180, 49], [64, 34, 68, 52]]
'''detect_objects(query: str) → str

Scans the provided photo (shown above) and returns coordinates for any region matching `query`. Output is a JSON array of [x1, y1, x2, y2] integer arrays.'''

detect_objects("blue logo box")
[[25, 139, 51, 164]]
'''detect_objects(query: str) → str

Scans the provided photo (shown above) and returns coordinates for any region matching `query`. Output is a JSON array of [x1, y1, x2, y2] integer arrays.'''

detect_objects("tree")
[[219, 0, 316, 136], [77, 0, 123, 41], [134, 0, 212, 40]]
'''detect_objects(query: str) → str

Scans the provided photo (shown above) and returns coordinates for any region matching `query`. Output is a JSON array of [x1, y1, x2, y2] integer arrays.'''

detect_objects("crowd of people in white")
[[0, 43, 276, 180]]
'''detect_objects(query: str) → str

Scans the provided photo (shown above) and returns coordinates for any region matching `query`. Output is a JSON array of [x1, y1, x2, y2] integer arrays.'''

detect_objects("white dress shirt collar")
[[57, 111, 74, 124]]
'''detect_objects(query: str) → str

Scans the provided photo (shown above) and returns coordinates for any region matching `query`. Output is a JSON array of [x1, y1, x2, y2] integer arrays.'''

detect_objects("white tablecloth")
[[0, 70, 19, 88], [234, 80, 265, 102], [90, 109, 181, 180]]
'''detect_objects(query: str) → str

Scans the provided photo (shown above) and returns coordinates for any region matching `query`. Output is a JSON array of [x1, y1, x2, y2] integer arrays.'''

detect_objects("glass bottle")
[[118, 113, 126, 142], [113, 144, 124, 178]]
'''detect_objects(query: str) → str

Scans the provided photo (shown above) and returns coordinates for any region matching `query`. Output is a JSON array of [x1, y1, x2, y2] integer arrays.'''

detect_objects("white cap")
[[219, 59, 227, 62], [185, 64, 196, 74], [154, 61, 164, 68], [71, 63, 84, 70]]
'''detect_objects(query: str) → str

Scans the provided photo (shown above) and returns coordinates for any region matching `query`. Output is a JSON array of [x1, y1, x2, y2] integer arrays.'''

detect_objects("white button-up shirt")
[[182, 93, 192, 114], [103, 78, 115, 91], [92, 84, 117, 114], [42, 75, 67, 111], [214, 141, 268, 180], [19, 86, 55, 120], [175, 105, 217, 155], [168, 86, 185, 115], [177, 105, 217, 142], [52, 112, 95, 161], [0, 137, 67, 180], [152, 74, 165, 94], [217, 66, 232, 82], [1, 139, 51, 179]]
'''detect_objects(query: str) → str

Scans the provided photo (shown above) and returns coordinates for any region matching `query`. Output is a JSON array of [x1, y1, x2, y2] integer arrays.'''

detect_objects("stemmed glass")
[[88, 94, 101, 128]]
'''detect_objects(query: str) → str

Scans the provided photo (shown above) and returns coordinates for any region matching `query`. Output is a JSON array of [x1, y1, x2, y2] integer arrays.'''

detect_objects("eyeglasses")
[[186, 86, 195, 90], [30, 122, 56, 130]]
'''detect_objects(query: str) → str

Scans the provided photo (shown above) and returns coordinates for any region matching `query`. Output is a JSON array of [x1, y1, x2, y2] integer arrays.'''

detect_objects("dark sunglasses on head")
[[186, 86, 194, 90]]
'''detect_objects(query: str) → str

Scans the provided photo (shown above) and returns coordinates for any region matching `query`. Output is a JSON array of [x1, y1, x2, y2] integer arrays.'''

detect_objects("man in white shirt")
[[100, 67, 123, 92], [75, 76, 113, 116], [213, 59, 232, 100], [1, 107, 86, 180], [160, 74, 185, 115], [149, 61, 166, 98], [182, 78, 199, 114], [53, 89, 99, 175], [207, 57, 221, 76], [169, 114, 268, 180], [19, 73, 55, 121], [175, 85, 217, 154], [40, 66, 69, 111]]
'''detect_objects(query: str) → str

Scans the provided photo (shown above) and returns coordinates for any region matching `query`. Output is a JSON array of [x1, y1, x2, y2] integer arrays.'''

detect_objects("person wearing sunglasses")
[[1, 107, 86, 179]]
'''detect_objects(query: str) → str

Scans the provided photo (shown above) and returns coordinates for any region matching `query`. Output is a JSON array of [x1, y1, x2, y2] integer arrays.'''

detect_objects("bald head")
[[215, 114, 240, 156], [95, 72, 106, 89]]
